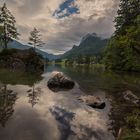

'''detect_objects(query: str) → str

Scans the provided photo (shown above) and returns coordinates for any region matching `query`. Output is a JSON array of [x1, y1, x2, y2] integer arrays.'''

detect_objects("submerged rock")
[[123, 90, 140, 106], [47, 73, 75, 92], [78, 95, 106, 109]]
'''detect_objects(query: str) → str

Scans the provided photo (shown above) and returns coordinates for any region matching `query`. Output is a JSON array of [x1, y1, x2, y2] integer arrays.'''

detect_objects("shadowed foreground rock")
[[47, 73, 75, 92], [78, 95, 106, 109]]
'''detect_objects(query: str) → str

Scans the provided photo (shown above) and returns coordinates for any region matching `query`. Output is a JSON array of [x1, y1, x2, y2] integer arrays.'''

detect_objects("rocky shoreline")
[[0, 48, 44, 72]]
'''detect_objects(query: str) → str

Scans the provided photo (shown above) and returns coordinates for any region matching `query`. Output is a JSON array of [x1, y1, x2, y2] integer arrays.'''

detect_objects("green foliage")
[[119, 110, 140, 140], [104, 35, 140, 71], [115, 0, 140, 34], [28, 27, 44, 50], [0, 48, 18, 60], [64, 55, 102, 65], [62, 35, 108, 59], [0, 48, 17, 55], [104, 0, 140, 71], [55, 59, 62, 63], [0, 48, 44, 72], [23, 49, 44, 70], [0, 26, 4, 48], [85, 56, 91, 64], [0, 3, 19, 48]]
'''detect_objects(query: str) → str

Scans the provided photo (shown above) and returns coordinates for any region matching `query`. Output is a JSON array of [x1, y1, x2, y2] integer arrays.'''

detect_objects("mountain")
[[61, 33, 109, 58], [7, 40, 59, 60]]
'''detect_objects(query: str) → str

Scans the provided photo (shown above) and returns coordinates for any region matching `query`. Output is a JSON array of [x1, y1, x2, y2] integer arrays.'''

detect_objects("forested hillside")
[[104, 0, 140, 71], [62, 33, 108, 58]]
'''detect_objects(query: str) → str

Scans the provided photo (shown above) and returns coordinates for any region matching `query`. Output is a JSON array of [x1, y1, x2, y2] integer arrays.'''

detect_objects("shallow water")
[[0, 65, 140, 140]]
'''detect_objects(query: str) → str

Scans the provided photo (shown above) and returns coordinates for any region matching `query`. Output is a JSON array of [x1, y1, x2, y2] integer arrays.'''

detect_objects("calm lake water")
[[0, 64, 140, 140]]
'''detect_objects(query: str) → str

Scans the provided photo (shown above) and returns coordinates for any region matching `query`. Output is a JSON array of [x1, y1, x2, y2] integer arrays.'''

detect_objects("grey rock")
[[47, 73, 75, 92], [78, 95, 106, 109]]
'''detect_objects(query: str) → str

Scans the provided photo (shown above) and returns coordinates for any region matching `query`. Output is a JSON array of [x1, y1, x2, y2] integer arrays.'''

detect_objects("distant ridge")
[[7, 40, 59, 60], [61, 33, 109, 58]]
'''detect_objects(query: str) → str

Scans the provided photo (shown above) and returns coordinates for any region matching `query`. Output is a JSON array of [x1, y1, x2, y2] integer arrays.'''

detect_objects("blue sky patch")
[[53, 0, 80, 18]]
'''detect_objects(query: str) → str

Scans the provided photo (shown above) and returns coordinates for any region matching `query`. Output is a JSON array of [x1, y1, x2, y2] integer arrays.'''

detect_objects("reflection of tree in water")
[[0, 85, 17, 127], [27, 85, 41, 107]]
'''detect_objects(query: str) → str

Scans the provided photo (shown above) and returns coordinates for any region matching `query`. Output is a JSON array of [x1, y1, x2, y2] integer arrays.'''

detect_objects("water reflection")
[[46, 65, 140, 94], [50, 106, 75, 140], [0, 65, 140, 140], [50, 105, 113, 140], [0, 69, 42, 86], [0, 84, 17, 127], [107, 90, 139, 137], [27, 85, 42, 107], [0, 69, 43, 128], [45, 65, 140, 139]]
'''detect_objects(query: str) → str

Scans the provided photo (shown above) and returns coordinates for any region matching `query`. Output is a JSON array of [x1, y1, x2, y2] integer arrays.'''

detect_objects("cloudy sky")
[[0, 0, 119, 54]]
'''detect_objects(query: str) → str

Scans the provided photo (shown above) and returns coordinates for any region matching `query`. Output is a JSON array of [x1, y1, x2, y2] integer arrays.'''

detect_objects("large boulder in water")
[[47, 73, 75, 92], [78, 95, 106, 109]]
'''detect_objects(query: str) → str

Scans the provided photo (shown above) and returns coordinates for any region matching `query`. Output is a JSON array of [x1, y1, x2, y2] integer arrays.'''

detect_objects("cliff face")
[[61, 33, 109, 59]]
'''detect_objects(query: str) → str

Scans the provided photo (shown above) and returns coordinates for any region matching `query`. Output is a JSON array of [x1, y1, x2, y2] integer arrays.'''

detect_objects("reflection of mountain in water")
[[0, 85, 17, 127]]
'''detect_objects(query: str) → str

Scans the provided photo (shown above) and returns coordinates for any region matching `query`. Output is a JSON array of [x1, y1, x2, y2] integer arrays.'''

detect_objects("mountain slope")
[[61, 33, 109, 58], [7, 40, 58, 60]]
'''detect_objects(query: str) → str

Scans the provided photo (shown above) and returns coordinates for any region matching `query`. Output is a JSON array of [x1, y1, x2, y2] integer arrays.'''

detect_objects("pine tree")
[[0, 25, 4, 47], [114, 0, 140, 34], [104, 0, 140, 71], [0, 3, 19, 49], [28, 28, 44, 51]]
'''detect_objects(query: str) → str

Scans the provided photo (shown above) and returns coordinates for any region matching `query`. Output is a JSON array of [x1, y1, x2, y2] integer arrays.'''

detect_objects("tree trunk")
[[4, 24, 7, 49], [34, 43, 36, 52]]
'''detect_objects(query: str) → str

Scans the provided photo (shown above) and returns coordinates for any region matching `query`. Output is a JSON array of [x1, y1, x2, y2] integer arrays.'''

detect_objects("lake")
[[0, 64, 140, 140]]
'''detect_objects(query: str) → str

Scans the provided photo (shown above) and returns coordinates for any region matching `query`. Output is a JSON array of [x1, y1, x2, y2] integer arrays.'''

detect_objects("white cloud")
[[0, 0, 119, 54]]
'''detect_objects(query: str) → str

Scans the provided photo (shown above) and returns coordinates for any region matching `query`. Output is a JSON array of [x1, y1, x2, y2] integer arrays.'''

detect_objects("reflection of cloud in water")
[[32, 73, 114, 140], [0, 70, 114, 140], [0, 106, 61, 140], [50, 106, 113, 140], [50, 106, 75, 140]]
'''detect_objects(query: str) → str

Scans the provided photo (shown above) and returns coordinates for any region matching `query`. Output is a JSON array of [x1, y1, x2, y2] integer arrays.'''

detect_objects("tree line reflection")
[[0, 85, 17, 127], [0, 69, 43, 127], [27, 84, 41, 108], [0, 83, 42, 127]]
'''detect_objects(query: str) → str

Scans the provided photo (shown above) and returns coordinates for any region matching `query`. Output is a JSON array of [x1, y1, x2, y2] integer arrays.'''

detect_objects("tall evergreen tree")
[[104, 0, 140, 71], [0, 25, 4, 47], [114, 0, 140, 34], [0, 3, 19, 49], [28, 28, 44, 51]]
